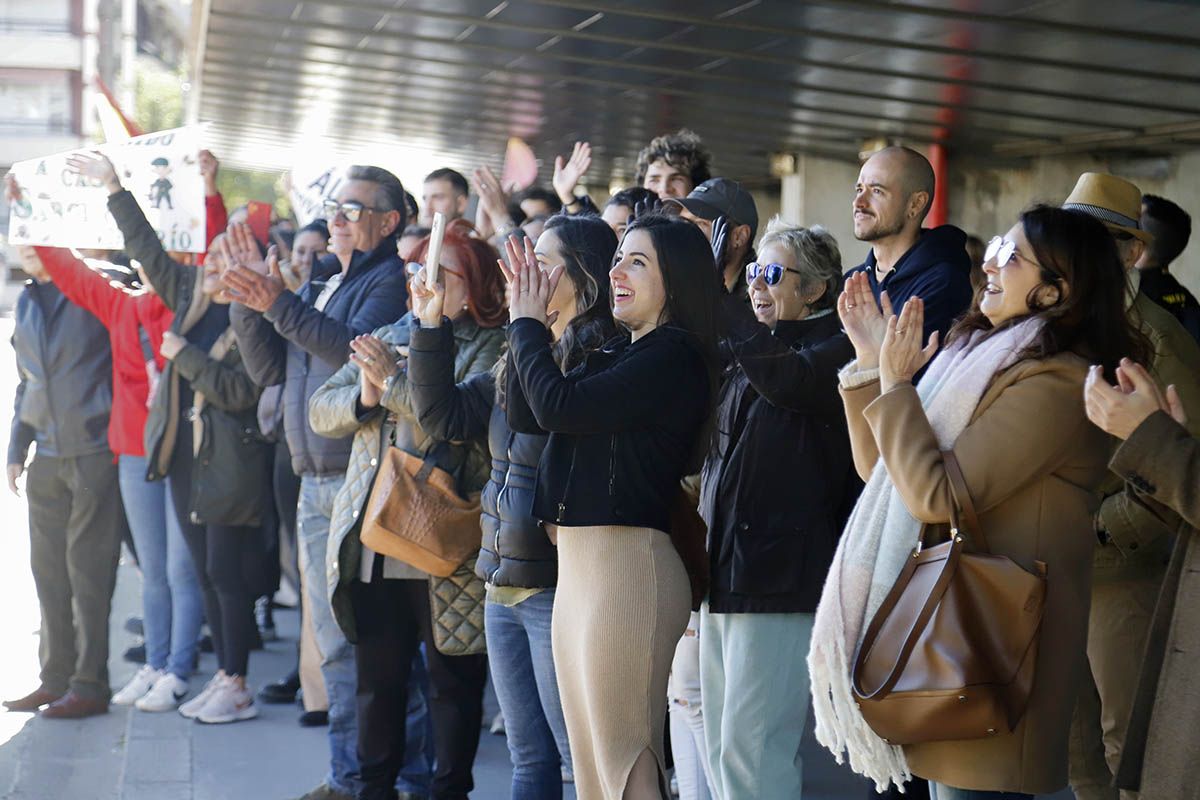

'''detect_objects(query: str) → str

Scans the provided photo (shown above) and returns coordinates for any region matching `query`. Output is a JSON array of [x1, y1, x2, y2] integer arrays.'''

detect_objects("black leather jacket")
[[506, 318, 709, 533], [700, 307, 860, 613], [409, 321, 557, 589]]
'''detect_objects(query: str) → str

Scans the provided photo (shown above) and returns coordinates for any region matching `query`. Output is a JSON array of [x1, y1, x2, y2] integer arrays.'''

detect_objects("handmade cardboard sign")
[[7, 125, 208, 252], [289, 162, 346, 227]]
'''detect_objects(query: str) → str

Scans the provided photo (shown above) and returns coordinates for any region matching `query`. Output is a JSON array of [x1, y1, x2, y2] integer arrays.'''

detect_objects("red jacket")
[[36, 247, 173, 457]]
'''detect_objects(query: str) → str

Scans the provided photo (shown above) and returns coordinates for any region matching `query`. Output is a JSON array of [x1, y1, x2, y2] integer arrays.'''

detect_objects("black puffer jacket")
[[409, 322, 556, 589], [700, 305, 860, 613]]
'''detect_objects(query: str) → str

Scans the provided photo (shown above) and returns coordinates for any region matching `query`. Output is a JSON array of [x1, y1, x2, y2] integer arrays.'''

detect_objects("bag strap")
[[852, 534, 965, 700], [413, 439, 449, 483], [942, 450, 990, 554]]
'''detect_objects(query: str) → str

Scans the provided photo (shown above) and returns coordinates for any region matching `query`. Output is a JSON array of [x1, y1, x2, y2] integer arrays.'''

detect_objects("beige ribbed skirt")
[[551, 525, 691, 800]]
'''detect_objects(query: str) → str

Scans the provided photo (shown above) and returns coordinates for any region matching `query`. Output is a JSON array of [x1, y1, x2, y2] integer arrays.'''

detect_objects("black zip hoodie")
[[847, 224, 974, 347]]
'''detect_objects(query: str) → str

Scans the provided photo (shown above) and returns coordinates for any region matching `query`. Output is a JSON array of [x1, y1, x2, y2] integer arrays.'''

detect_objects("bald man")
[[847, 146, 973, 351]]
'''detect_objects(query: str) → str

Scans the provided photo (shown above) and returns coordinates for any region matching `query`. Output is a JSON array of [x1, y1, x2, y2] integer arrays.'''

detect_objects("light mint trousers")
[[699, 604, 815, 800]]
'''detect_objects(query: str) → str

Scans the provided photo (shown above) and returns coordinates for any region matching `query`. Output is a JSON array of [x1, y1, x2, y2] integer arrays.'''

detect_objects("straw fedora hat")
[[1062, 172, 1153, 243]]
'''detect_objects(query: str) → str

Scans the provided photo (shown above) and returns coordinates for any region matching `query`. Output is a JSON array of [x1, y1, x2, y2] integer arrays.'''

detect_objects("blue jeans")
[[298, 474, 433, 796], [119, 456, 203, 679], [486, 592, 571, 799], [930, 785, 1033, 800]]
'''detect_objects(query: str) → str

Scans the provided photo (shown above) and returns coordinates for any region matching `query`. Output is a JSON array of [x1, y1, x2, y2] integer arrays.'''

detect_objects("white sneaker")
[[195, 677, 258, 724], [135, 672, 188, 712], [112, 665, 163, 706], [179, 673, 225, 719]]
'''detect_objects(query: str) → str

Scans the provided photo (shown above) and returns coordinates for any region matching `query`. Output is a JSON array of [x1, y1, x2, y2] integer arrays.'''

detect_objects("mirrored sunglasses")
[[746, 261, 803, 286]]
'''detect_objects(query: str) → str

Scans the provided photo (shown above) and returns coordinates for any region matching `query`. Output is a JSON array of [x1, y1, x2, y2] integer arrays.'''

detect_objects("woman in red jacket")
[[6, 166, 227, 714]]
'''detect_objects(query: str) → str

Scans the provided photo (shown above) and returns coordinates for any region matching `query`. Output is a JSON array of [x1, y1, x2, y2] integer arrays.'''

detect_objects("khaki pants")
[[1069, 574, 1163, 800]]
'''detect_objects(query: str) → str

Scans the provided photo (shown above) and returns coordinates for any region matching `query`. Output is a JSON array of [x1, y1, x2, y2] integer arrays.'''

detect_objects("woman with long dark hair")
[[809, 205, 1151, 799], [503, 213, 722, 799], [408, 215, 618, 799], [309, 220, 506, 800]]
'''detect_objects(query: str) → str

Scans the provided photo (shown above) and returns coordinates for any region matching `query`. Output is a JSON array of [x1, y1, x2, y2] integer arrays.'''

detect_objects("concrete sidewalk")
[[0, 555, 1074, 800]]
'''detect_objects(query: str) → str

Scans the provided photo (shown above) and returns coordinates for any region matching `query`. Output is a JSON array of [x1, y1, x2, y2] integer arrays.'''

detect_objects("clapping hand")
[[837, 272, 891, 370], [1084, 359, 1187, 440], [473, 165, 514, 239], [351, 335, 404, 409], [222, 240, 285, 312], [226, 223, 269, 275], [65, 151, 122, 194], [630, 195, 661, 225], [553, 141, 592, 206], [410, 266, 446, 329], [497, 234, 562, 329], [879, 297, 938, 392]]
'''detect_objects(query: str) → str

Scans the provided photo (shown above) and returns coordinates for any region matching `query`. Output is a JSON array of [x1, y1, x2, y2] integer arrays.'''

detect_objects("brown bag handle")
[[853, 534, 964, 700], [942, 450, 989, 554]]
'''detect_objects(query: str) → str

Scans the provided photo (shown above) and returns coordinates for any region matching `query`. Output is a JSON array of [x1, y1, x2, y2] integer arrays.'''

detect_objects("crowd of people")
[[3, 126, 1200, 800]]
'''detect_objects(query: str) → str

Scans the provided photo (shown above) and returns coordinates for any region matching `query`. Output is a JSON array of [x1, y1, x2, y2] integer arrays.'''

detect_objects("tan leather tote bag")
[[851, 451, 1047, 745]]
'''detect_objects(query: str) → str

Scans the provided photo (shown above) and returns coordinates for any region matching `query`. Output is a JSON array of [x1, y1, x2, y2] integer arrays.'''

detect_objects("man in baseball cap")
[[669, 178, 759, 295], [1063, 171, 1200, 800]]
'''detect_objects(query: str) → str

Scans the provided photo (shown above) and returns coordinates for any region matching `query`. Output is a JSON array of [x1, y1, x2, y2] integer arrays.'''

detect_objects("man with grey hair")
[[225, 166, 420, 800]]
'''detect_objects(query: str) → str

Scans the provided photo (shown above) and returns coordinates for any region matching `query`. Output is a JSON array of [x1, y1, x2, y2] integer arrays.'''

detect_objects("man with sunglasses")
[[669, 178, 760, 300], [1061, 172, 1200, 800], [847, 146, 972, 355], [226, 166, 421, 800]]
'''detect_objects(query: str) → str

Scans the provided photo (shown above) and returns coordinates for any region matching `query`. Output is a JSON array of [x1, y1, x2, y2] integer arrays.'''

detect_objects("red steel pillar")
[[928, 142, 948, 228]]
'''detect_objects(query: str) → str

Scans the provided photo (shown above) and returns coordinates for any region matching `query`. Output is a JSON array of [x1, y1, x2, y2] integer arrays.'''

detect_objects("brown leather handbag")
[[360, 442, 482, 578], [851, 451, 1047, 745]]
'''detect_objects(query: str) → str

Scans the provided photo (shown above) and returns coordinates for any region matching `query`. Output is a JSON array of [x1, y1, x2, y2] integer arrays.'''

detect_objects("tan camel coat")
[[842, 352, 1111, 794]]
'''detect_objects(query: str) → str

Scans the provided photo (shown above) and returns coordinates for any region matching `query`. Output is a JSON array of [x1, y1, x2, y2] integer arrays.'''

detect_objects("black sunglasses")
[[746, 262, 802, 286]]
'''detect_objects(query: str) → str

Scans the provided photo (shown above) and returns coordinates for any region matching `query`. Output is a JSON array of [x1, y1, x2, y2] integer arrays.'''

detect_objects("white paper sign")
[[289, 162, 348, 227], [7, 125, 207, 253]]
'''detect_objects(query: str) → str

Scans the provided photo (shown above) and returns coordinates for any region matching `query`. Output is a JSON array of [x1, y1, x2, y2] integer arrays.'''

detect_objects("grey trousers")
[[26, 450, 125, 702]]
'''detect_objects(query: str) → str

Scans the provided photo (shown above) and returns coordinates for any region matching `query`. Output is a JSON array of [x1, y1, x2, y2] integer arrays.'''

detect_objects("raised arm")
[[308, 356, 376, 440], [108, 189, 193, 311], [724, 296, 852, 415], [35, 246, 128, 329], [863, 362, 1094, 525], [408, 321, 495, 442], [229, 302, 287, 387], [1111, 411, 1200, 530], [265, 266, 408, 369], [508, 318, 704, 435]]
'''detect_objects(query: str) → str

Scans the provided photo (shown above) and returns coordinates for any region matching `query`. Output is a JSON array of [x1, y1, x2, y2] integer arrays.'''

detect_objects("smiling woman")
[[503, 212, 723, 799]]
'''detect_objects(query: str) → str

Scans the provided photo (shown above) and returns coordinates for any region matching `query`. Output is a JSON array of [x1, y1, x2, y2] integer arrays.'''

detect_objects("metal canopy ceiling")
[[193, 0, 1200, 187]]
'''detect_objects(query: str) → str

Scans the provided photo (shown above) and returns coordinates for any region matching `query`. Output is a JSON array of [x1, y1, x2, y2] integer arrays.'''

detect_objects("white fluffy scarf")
[[807, 317, 1044, 792]]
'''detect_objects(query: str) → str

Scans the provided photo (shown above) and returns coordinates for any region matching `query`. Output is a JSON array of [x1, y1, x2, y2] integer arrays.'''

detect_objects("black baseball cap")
[[668, 178, 759, 239]]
